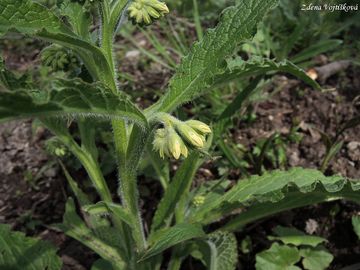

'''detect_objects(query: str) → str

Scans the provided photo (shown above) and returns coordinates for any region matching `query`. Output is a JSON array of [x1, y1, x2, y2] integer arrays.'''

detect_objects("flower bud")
[[192, 195, 205, 207], [176, 122, 204, 148], [54, 147, 66, 157], [153, 128, 168, 159], [153, 126, 189, 159], [128, 0, 169, 25], [168, 127, 182, 159], [180, 140, 188, 158], [148, 0, 169, 13], [185, 120, 212, 134]]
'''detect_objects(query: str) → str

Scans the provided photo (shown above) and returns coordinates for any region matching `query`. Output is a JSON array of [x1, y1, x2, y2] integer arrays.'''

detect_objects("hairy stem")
[[99, 1, 148, 255]]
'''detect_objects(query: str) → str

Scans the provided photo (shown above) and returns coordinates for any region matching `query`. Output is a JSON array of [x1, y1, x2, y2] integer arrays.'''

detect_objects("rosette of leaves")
[[256, 226, 334, 270]]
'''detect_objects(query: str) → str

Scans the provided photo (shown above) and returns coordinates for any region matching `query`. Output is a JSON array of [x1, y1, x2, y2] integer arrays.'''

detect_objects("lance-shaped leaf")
[[57, 198, 126, 264], [83, 201, 134, 228], [0, 79, 147, 126], [151, 153, 201, 232], [222, 185, 360, 232], [0, 224, 62, 270], [189, 168, 360, 225], [149, 0, 279, 113], [215, 57, 321, 90], [139, 223, 205, 262]]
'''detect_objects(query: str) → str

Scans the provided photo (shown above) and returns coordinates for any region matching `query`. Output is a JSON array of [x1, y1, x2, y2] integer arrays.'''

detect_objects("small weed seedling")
[[256, 226, 334, 270]]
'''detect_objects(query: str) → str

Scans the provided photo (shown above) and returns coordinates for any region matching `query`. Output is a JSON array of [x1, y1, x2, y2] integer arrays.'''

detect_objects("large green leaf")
[[189, 168, 360, 224], [149, 0, 279, 113], [291, 39, 343, 64], [57, 198, 126, 265], [151, 153, 201, 232], [83, 201, 134, 228], [352, 215, 360, 239], [139, 223, 205, 261], [215, 57, 321, 90], [269, 226, 326, 247], [58, 0, 91, 39], [192, 231, 238, 270], [0, 78, 147, 126], [0, 224, 62, 270], [222, 184, 360, 232], [300, 248, 333, 270], [0, 0, 69, 35], [255, 243, 301, 270]]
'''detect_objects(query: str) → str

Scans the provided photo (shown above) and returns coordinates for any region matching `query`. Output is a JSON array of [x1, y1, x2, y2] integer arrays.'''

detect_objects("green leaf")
[[217, 76, 262, 122], [150, 0, 279, 113], [0, 0, 111, 82], [0, 224, 62, 270], [83, 201, 134, 228], [300, 247, 334, 270], [0, 78, 147, 126], [269, 226, 326, 247], [59, 161, 91, 206], [57, 198, 125, 265], [58, 0, 91, 39], [190, 168, 360, 225], [255, 243, 301, 270], [291, 39, 343, 64], [222, 184, 360, 232], [91, 259, 116, 270], [352, 215, 360, 239], [0, 0, 69, 35], [151, 153, 200, 232], [192, 231, 238, 270], [216, 57, 321, 90], [140, 223, 205, 261], [0, 57, 29, 90]]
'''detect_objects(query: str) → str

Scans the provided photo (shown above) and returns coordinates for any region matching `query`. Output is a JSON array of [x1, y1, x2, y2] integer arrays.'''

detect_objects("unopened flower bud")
[[54, 147, 66, 157], [185, 120, 212, 134], [149, 0, 169, 13], [168, 127, 182, 159], [128, 0, 169, 25], [192, 195, 205, 207], [153, 128, 168, 159], [176, 122, 204, 148], [180, 140, 188, 158]]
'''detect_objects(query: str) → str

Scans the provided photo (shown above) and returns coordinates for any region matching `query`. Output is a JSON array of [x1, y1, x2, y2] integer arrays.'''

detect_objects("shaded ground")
[[235, 67, 360, 178]]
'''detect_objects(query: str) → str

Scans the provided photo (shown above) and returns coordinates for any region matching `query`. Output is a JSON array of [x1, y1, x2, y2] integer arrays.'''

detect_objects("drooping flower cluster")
[[153, 115, 211, 159], [128, 0, 169, 25]]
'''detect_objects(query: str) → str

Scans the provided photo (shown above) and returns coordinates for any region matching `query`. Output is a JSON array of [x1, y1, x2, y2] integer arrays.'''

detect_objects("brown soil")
[[235, 68, 360, 179]]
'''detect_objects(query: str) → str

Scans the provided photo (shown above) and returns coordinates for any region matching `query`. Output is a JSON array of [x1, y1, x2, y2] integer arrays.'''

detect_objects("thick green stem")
[[113, 123, 148, 251], [99, 1, 147, 255]]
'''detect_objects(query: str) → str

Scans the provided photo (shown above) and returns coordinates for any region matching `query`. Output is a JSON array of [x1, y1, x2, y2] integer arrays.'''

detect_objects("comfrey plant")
[[0, 0, 359, 269]]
